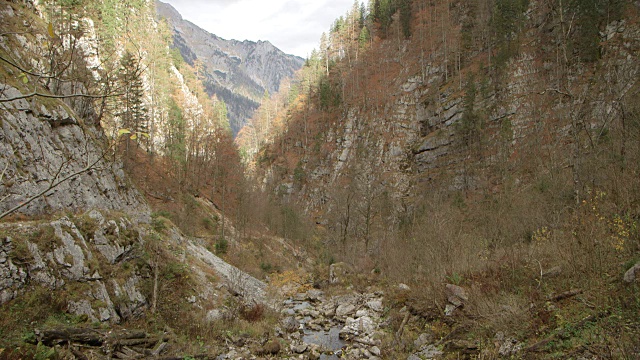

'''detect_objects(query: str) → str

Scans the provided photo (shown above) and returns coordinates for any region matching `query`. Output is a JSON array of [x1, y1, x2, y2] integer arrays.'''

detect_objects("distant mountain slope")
[[156, 1, 305, 136]]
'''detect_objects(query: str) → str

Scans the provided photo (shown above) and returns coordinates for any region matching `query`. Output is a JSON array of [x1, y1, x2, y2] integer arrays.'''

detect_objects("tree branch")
[[0, 90, 124, 103], [0, 54, 59, 80]]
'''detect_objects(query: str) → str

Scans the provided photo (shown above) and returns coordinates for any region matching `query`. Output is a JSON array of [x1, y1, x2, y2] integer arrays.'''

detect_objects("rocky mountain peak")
[[155, 0, 304, 136]]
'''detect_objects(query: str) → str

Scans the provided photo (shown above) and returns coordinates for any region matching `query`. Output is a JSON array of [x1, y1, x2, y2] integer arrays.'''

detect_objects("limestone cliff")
[[0, 1, 148, 219], [258, 0, 640, 223]]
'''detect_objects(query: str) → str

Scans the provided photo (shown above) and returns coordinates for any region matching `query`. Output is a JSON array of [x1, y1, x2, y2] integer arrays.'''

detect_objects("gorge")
[[1, 0, 639, 359]]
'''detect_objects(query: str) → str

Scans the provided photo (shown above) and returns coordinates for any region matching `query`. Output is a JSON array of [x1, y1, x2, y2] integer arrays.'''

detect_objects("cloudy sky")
[[162, 0, 355, 58]]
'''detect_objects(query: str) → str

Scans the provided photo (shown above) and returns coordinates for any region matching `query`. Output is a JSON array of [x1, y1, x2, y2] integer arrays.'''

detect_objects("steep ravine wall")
[[0, 0, 266, 343], [0, 84, 149, 219], [268, 3, 640, 221]]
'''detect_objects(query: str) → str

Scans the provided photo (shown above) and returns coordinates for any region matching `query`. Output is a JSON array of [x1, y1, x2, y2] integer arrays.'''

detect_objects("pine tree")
[[359, 2, 367, 28], [166, 97, 186, 163], [117, 50, 148, 140], [491, 0, 528, 67], [359, 26, 371, 49], [399, 0, 412, 39]]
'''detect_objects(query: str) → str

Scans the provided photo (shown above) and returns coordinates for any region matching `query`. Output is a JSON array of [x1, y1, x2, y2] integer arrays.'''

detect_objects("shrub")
[[150, 212, 169, 233], [240, 303, 265, 322], [162, 262, 188, 280], [260, 262, 273, 273], [215, 237, 228, 254], [202, 217, 216, 231], [33, 342, 57, 360]]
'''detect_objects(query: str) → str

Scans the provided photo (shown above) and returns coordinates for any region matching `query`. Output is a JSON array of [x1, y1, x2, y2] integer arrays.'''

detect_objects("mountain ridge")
[[156, 0, 304, 136]]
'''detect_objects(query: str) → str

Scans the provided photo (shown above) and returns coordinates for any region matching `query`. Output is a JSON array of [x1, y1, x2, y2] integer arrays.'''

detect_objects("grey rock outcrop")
[[0, 212, 147, 324], [408, 345, 444, 360], [0, 237, 28, 303], [0, 84, 149, 220], [187, 241, 267, 304]]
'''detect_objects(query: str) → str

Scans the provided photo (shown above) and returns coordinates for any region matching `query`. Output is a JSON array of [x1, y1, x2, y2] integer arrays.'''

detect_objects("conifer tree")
[[399, 0, 412, 39], [117, 50, 149, 141]]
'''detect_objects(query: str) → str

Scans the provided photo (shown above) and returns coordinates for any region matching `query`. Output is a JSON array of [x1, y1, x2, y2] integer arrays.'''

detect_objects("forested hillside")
[[246, 0, 640, 357]]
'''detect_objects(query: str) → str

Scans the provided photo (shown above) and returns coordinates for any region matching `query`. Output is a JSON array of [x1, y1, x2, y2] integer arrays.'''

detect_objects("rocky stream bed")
[[207, 286, 387, 359]]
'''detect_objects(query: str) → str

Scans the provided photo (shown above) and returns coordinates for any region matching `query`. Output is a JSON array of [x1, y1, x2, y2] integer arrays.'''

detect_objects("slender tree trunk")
[[221, 184, 226, 241], [152, 256, 158, 313]]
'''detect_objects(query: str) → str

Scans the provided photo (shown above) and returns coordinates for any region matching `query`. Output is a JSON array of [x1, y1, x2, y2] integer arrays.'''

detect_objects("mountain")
[[3, 0, 640, 358], [156, 0, 305, 136]]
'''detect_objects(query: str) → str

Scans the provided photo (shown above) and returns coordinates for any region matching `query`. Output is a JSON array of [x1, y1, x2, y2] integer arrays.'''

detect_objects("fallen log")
[[107, 330, 148, 341], [70, 348, 89, 360], [549, 289, 583, 302], [35, 328, 104, 347], [113, 346, 143, 359], [115, 336, 170, 348]]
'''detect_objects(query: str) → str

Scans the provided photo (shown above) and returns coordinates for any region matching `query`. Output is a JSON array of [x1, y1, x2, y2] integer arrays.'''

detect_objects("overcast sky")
[[162, 0, 355, 58]]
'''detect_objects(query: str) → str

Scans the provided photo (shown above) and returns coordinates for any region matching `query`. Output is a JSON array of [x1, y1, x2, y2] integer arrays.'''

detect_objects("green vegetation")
[[0, 285, 78, 355], [456, 73, 483, 149], [491, 0, 529, 67], [215, 237, 228, 254]]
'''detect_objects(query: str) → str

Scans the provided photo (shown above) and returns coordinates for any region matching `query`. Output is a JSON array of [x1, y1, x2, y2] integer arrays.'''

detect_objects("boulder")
[[542, 266, 562, 278], [281, 316, 300, 333], [306, 289, 324, 301], [623, 262, 640, 283], [291, 342, 308, 354], [445, 284, 468, 306], [495, 332, 522, 356], [340, 316, 375, 339], [408, 344, 443, 359], [335, 303, 357, 317], [206, 309, 223, 322], [414, 332, 435, 350], [398, 283, 411, 291], [370, 345, 381, 356], [366, 299, 384, 312]]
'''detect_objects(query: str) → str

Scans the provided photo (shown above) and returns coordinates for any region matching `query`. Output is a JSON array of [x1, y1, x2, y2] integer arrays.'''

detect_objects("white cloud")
[[162, 0, 355, 57]]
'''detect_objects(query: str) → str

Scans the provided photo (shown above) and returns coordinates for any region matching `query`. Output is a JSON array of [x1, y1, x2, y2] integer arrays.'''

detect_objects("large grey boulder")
[[624, 262, 640, 283]]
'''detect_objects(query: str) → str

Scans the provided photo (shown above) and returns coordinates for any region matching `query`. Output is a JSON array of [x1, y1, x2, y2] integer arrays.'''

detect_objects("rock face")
[[0, 209, 271, 325], [259, 0, 640, 232], [0, 211, 146, 323], [156, 0, 304, 135], [0, 84, 149, 220], [187, 241, 267, 304]]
